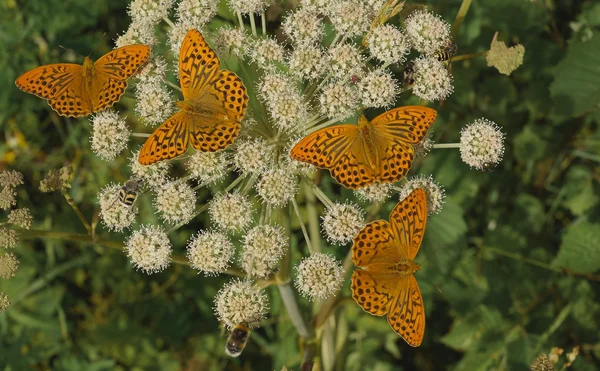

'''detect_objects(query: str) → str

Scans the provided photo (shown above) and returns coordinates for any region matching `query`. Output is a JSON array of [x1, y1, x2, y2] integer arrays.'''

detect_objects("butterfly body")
[[351, 188, 428, 346], [138, 29, 248, 165], [16, 45, 150, 117], [290, 107, 436, 189]]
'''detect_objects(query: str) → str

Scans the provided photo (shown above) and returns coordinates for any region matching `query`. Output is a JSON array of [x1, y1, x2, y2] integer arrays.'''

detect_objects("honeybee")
[[403, 61, 416, 87], [435, 41, 457, 62], [118, 178, 144, 206], [225, 323, 251, 357]]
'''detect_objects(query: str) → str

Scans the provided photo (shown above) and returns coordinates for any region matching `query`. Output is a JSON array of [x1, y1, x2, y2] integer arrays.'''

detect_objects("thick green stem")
[[452, 51, 488, 62], [291, 197, 314, 253], [451, 0, 473, 39], [432, 143, 461, 149], [61, 190, 91, 234], [303, 182, 322, 252]]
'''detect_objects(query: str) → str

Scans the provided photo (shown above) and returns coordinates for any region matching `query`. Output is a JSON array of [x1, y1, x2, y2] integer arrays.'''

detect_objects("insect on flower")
[[434, 41, 457, 62], [118, 177, 145, 207], [225, 322, 251, 357], [403, 61, 416, 87]]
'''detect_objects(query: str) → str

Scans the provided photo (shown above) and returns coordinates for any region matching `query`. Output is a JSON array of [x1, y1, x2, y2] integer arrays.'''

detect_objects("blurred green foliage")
[[1, 0, 600, 370]]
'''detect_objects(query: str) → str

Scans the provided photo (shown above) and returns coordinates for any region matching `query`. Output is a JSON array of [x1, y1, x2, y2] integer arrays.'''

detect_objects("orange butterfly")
[[15, 45, 150, 117], [290, 106, 437, 189], [351, 188, 428, 346], [138, 29, 248, 165]]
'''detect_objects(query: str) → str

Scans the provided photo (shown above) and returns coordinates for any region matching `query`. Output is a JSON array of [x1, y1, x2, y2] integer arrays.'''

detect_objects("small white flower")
[[134, 69, 176, 127], [0, 187, 16, 211], [98, 183, 138, 231], [405, 10, 451, 55], [168, 22, 192, 56], [229, 0, 271, 14], [258, 72, 296, 103], [214, 279, 269, 329], [321, 202, 365, 245], [266, 92, 309, 133], [129, 0, 174, 28], [411, 56, 454, 102], [0, 227, 19, 249], [249, 38, 285, 68], [357, 70, 399, 108], [115, 21, 157, 48], [0, 252, 19, 279], [214, 27, 248, 58], [327, 43, 365, 80], [367, 24, 410, 65], [319, 82, 359, 120], [241, 224, 288, 278], [125, 225, 172, 274], [460, 118, 505, 170], [187, 151, 228, 184], [0, 170, 23, 188], [187, 230, 234, 276], [282, 7, 323, 45], [288, 44, 326, 81], [154, 181, 196, 225], [295, 253, 344, 301], [7, 208, 33, 230], [90, 110, 130, 161], [354, 182, 393, 203], [233, 138, 274, 175], [130, 150, 171, 190], [175, 0, 217, 29], [328, 0, 374, 38], [209, 192, 253, 232], [256, 169, 298, 207], [397, 175, 446, 215]]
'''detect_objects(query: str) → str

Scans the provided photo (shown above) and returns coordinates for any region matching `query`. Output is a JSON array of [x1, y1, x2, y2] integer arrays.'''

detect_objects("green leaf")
[[550, 34, 600, 117], [554, 221, 600, 273]]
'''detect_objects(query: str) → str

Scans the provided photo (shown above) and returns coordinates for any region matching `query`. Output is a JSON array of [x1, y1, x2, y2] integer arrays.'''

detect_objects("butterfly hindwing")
[[179, 29, 220, 101], [189, 114, 240, 152], [139, 111, 190, 165], [391, 188, 427, 260], [351, 270, 398, 317], [209, 70, 249, 123], [290, 125, 358, 168], [387, 274, 425, 347]]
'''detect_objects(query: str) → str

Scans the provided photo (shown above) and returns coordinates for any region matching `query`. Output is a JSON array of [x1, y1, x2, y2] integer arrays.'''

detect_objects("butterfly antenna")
[[58, 45, 83, 59], [89, 32, 108, 58]]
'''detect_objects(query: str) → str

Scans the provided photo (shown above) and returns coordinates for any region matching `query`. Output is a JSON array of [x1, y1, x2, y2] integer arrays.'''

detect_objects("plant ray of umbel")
[[4, 0, 598, 370]]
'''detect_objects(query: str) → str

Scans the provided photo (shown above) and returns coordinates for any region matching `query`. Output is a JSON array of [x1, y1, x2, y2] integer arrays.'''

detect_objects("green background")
[[1, 0, 599, 370]]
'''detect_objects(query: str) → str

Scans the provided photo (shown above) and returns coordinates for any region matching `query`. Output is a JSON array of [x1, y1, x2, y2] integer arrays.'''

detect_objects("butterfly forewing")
[[94, 45, 151, 81], [371, 106, 437, 144], [387, 274, 425, 347], [139, 111, 190, 165], [391, 188, 427, 260], [179, 29, 220, 101]]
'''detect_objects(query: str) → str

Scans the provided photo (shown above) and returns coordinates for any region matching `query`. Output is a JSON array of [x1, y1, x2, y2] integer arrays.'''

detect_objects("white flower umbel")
[[249, 38, 285, 69], [0, 252, 19, 279], [319, 82, 359, 120], [258, 72, 297, 104], [0, 227, 19, 249], [266, 93, 308, 133], [241, 224, 288, 278], [233, 138, 274, 175], [321, 202, 365, 245], [7, 208, 33, 230], [214, 27, 247, 58], [282, 7, 323, 45], [98, 183, 138, 231], [214, 279, 269, 329], [411, 56, 454, 102], [328, 43, 365, 80], [134, 67, 175, 127], [129, 0, 174, 28], [328, 0, 373, 38], [90, 110, 130, 161], [0, 170, 24, 188], [367, 24, 410, 65], [397, 175, 446, 215], [115, 21, 157, 47], [154, 181, 196, 225], [187, 151, 228, 184], [168, 22, 191, 55], [187, 230, 234, 276], [209, 192, 253, 232], [229, 0, 270, 14], [405, 10, 452, 55], [125, 225, 172, 274], [130, 150, 171, 190], [0, 188, 16, 211], [176, 0, 217, 29], [256, 169, 298, 207], [288, 44, 326, 80], [294, 253, 344, 301], [357, 70, 399, 108], [460, 118, 505, 170], [354, 182, 393, 203]]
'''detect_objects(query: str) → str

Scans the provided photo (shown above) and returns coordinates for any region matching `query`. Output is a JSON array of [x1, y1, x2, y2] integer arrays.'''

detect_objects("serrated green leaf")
[[554, 221, 600, 273]]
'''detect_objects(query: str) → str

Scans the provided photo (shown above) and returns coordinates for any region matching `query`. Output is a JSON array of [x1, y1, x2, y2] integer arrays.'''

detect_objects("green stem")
[[250, 13, 258, 37], [166, 203, 209, 234], [314, 250, 353, 329], [162, 16, 176, 29], [432, 143, 460, 149], [61, 190, 92, 234], [278, 282, 313, 340], [304, 182, 323, 253], [131, 132, 151, 138], [452, 51, 487, 62], [236, 12, 244, 30], [451, 0, 473, 39], [261, 10, 266, 36], [291, 197, 314, 253]]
